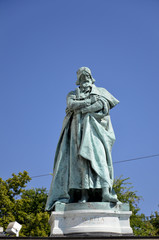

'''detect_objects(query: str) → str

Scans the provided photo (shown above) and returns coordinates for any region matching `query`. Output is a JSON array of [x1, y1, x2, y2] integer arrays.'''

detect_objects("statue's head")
[[76, 67, 95, 86]]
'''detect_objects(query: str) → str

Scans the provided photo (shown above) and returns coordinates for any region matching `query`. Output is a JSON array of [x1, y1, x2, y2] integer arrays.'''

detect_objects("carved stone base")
[[49, 202, 133, 236]]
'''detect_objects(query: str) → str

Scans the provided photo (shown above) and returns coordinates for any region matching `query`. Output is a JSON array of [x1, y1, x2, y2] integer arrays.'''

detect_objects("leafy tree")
[[0, 171, 31, 229], [113, 176, 158, 236], [133, 213, 158, 236], [0, 171, 50, 236], [15, 188, 50, 236], [149, 211, 159, 235]]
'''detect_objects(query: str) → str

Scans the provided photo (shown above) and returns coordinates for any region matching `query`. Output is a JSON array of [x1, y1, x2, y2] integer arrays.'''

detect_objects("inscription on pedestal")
[[49, 203, 133, 236]]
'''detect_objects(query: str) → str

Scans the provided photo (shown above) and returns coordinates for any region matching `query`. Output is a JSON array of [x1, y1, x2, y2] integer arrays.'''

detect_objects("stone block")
[[49, 202, 133, 236]]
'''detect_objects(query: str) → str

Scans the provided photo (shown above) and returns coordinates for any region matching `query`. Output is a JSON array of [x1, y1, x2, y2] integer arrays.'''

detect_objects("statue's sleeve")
[[81, 97, 109, 115], [81, 100, 103, 113], [67, 91, 91, 110]]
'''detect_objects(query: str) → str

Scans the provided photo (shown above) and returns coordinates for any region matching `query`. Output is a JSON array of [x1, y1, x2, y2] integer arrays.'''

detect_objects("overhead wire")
[[30, 153, 159, 179], [114, 153, 159, 164], [31, 173, 52, 179]]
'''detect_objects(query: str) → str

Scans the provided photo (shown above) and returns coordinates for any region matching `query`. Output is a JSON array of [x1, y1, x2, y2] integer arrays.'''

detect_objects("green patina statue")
[[45, 67, 119, 211]]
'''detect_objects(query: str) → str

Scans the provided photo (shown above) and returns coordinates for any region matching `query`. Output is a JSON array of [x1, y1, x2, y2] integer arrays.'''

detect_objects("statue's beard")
[[81, 86, 91, 93], [80, 82, 92, 93]]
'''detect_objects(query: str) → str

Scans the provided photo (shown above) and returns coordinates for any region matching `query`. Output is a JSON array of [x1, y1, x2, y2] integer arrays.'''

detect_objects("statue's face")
[[79, 73, 92, 88]]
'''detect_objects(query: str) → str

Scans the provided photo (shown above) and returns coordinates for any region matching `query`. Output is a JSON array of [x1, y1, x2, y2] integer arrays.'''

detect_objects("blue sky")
[[0, 0, 159, 216]]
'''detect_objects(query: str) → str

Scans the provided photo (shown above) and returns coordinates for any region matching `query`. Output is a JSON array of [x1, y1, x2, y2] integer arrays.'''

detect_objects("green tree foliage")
[[0, 171, 50, 236], [113, 176, 159, 236], [133, 213, 158, 236], [0, 171, 31, 229], [149, 211, 159, 235]]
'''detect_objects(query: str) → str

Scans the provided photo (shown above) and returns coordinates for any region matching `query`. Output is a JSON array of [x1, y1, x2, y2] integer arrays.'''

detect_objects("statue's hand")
[[65, 107, 73, 115], [85, 98, 91, 106], [91, 95, 99, 104]]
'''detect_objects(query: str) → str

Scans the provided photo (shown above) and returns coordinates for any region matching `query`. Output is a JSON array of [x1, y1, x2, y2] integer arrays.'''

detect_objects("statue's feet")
[[55, 198, 69, 204], [78, 189, 89, 203], [78, 198, 87, 203], [102, 187, 118, 203], [102, 192, 118, 202]]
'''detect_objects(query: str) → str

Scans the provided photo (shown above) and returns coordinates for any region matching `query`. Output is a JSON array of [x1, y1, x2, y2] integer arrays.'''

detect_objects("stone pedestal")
[[49, 202, 133, 236]]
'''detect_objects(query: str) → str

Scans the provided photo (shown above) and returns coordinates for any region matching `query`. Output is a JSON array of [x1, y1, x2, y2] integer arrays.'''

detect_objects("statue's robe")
[[45, 85, 119, 211]]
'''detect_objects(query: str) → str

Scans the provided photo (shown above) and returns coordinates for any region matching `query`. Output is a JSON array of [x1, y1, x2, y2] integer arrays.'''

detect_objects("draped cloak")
[[45, 85, 119, 211]]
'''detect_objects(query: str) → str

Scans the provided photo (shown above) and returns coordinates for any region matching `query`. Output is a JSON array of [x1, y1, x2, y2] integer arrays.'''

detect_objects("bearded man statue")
[[45, 67, 119, 211]]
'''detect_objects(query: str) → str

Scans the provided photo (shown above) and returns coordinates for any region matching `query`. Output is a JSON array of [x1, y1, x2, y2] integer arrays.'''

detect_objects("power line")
[[114, 153, 159, 164], [30, 154, 159, 179], [31, 173, 52, 179]]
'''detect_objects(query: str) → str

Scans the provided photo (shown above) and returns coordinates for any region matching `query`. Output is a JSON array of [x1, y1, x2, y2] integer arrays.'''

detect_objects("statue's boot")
[[78, 189, 89, 203], [102, 187, 118, 202]]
